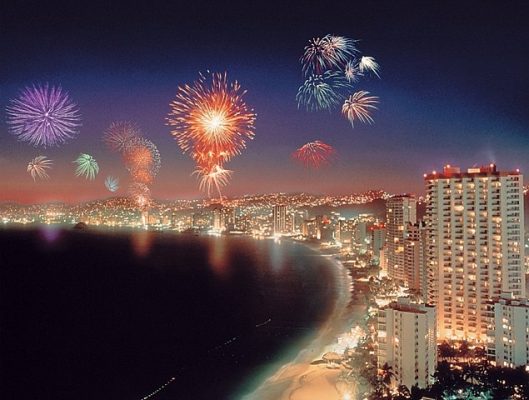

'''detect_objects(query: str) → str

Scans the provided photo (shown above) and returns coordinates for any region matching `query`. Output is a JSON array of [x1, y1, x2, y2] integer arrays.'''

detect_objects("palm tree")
[[380, 362, 395, 398]]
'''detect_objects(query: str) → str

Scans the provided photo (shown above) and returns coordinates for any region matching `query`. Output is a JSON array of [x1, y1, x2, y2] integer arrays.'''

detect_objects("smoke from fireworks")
[[103, 121, 140, 152], [292, 141, 336, 169], [104, 176, 119, 192], [301, 35, 357, 76], [342, 91, 379, 127], [74, 153, 99, 180], [6, 84, 81, 147], [167, 71, 256, 198], [296, 71, 351, 111], [27, 155, 53, 181]]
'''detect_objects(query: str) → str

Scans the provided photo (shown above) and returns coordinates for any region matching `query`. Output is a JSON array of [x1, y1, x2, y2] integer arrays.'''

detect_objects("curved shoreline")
[[238, 244, 355, 400]]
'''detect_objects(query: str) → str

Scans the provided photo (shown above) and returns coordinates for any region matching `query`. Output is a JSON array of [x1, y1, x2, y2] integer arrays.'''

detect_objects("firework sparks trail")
[[74, 153, 99, 180], [342, 91, 379, 127], [292, 140, 336, 169], [358, 56, 381, 78], [193, 164, 233, 199], [301, 34, 358, 76], [6, 84, 81, 147], [27, 155, 53, 181], [296, 71, 351, 112], [103, 121, 141, 152], [104, 176, 119, 192], [167, 71, 256, 197]]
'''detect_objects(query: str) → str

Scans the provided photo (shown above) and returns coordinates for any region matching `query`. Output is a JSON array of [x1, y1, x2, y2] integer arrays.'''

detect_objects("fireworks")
[[122, 137, 161, 184], [167, 71, 256, 198], [342, 91, 379, 127], [168, 71, 256, 159], [104, 176, 119, 192], [27, 155, 53, 181], [6, 84, 81, 147], [128, 182, 151, 209], [292, 140, 336, 169], [103, 121, 140, 152], [296, 71, 351, 111], [301, 35, 357, 76], [358, 56, 381, 78], [344, 60, 361, 83], [194, 164, 233, 198], [74, 153, 99, 180]]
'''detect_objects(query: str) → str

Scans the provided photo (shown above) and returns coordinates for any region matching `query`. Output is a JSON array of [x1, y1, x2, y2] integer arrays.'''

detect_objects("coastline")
[[239, 243, 360, 400]]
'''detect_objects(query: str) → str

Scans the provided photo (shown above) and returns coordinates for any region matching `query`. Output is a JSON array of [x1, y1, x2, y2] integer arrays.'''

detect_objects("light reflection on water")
[[38, 226, 61, 244], [130, 231, 155, 257], [209, 237, 229, 276]]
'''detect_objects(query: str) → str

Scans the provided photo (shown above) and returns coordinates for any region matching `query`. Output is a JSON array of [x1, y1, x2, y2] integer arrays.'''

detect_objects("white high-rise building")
[[272, 205, 287, 234], [404, 221, 428, 300], [377, 297, 437, 390], [486, 292, 529, 369], [425, 164, 525, 342], [386, 195, 417, 284]]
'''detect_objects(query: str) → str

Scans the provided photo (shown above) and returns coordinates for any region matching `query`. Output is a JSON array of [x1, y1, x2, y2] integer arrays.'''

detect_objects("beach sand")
[[241, 255, 365, 400]]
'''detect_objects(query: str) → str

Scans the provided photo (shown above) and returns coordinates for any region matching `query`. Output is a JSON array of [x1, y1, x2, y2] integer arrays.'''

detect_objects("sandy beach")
[[241, 253, 366, 400]]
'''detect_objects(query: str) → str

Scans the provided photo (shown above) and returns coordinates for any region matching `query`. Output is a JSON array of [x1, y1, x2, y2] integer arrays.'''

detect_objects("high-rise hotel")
[[424, 164, 525, 342], [386, 195, 417, 284]]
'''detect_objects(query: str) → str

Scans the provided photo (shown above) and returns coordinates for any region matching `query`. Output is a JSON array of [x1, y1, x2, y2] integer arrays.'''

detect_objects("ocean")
[[0, 227, 339, 400]]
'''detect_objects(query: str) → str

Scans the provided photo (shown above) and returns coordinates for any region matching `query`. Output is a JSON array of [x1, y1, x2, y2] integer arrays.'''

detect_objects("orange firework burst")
[[292, 140, 336, 169], [167, 71, 256, 198]]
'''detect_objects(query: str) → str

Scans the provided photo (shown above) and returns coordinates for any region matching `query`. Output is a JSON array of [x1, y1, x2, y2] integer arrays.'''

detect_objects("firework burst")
[[6, 84, 81, 147], [27, 155, 53, 181], [342, 91, 379, 127], [128, 182, 151, 209], [301, 34, 357, 76], [104, 176, 119, 192], [358, 56, 381, 78], [103, 121, 140, 152], [74, 153, 99, 180], [167, 71, 256, 160], [292, 141, 336, 169], [122, 137, 161, 179], [296, 71, 351, 111], [193, 164, 233, 198], [344, 60, 362, 83]]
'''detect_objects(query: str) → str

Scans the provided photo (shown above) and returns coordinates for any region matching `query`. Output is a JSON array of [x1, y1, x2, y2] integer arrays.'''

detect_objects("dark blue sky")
[[1, 0, 529, 202]]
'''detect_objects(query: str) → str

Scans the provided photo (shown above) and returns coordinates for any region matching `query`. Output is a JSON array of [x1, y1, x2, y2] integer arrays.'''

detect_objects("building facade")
[[425, 164, 525, 342], [377, 297, 437, 390], [272, 205, 287, 234], [386, 195, 417, 284], [486, 292, 529, 369]]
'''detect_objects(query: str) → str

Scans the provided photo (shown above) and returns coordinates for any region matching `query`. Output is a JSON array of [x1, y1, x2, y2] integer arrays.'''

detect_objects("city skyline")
[[2, 1, 529, 203]]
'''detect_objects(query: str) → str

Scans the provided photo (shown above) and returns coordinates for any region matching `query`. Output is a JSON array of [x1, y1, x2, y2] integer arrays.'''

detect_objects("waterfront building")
[[404, 221, 428, 300], [273, 205, 287, 234], [386, 195, 417, 284], [486, 292, 529, 369], [425, 164, 525, 342], [371, 223, 387, 261], [377, 297, 437, 390]]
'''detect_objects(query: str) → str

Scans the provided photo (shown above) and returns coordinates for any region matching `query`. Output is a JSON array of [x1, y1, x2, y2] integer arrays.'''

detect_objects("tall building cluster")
[[377, 164, 528, 390]]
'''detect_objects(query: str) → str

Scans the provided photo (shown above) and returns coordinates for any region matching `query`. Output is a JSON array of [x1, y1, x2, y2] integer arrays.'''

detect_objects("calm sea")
[[0, 227, 338, 400]]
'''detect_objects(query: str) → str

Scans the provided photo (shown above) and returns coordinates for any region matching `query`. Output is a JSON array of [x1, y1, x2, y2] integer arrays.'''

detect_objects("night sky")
[[1, 0, 529, 203]]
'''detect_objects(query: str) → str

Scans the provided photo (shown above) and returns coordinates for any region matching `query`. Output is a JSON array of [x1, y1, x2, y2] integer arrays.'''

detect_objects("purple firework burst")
[[6, 84, 81, 147]]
